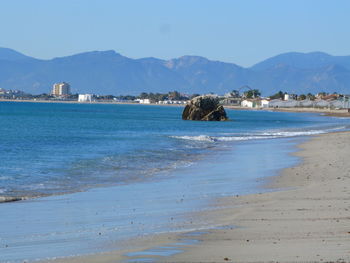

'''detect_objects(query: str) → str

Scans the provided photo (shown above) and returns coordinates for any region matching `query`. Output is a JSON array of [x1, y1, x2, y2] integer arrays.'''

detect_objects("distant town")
[[1, 82, 350, 110]]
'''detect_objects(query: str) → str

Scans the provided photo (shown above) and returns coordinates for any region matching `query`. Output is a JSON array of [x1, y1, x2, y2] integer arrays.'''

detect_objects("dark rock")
[[182, 95, 228, 121], [0, 196, 23, 203]]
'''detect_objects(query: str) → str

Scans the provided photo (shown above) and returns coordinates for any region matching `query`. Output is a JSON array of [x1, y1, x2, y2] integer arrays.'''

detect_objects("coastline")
[[0, 98, 184, 107], [48, 131, 350, 263], [163, 131, 350, 262], [2, 99, 350, 117]]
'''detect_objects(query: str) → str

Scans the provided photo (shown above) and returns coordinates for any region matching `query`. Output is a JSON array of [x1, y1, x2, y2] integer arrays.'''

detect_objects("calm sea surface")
[[0, 102, 348, 199], [0, 102, 350, 262]]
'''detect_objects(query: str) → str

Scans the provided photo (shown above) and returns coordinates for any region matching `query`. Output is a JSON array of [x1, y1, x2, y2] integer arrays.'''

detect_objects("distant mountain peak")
[[165, 55, 215, 69], [0, 47, 34, 61], [177, 55, 210, 64], [251, 51, 350, 71], [89, 50, 121, 56], [137, 57, 166, 64], [67, 50, 122, 57], [307, 51, 331, 56], [178, 55, 209, 60], [51, 50, 126, 63], [281, 51, 331, 56]]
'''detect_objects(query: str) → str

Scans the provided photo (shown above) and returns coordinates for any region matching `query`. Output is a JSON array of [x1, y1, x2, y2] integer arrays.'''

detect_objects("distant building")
[[241, 99, 259, 108], [140, 99, 151, 104], [260, 99, 270, 108], [269, 99, 299, 108], [221, 95, 241, 106], [284, 93, 297, 101], [299, 99, 314, 107], [321, 94, 339, 101], [240, 98, 270, 108], [157, 100, 187, 105], [78, 94, 92, 102], [135, 98, 151, 104], [51, 82, 71, 97]]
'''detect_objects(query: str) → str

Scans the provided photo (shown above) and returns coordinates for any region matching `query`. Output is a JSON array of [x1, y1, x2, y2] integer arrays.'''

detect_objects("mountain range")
[[1, 47, 350, 95]]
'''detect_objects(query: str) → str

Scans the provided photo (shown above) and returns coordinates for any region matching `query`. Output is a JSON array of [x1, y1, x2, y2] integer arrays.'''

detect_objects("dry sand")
[[163, 131, 350, 263], [51, 131, 350, 263]]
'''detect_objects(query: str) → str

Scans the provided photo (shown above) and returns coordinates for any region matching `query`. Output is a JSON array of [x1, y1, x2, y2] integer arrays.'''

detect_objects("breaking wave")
[[171, 126, 347, 142]]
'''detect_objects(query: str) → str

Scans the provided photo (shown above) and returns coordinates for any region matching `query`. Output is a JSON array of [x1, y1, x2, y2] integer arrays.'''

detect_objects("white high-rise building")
[[51, 82, 71, 97]]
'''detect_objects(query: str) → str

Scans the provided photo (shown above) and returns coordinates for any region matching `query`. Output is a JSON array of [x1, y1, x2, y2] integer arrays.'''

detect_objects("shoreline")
[[50, 131, 350, 263], [2, 103, 349, 262], [163, 131, 350, 262], [0, 98, 184, 107], [47, 132, 350, 263], [2, 99, 350, 117]]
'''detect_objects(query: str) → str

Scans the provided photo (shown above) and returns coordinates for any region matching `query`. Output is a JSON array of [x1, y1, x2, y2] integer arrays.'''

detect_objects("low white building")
[[269, 99, 299, 108], [241, 99, 259, 108], [299, 99, 314, 107], [78, 94, 92, 102], [283, 100, 299, 107], [314, 99, 330, 108], [135, 98, 151, 104], [241, 99, 271, 108], [260, 99, 270, 108], [330, 100, 345, 109], [158, 100, 188, 105], [284, 93, 298, 101]]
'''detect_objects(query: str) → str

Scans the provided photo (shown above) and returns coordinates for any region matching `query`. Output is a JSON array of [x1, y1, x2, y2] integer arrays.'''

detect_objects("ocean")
[[0, 101, 349, 262]]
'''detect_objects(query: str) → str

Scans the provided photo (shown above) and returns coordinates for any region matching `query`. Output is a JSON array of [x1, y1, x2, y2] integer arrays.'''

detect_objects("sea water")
[[0, 102, 349, 262]]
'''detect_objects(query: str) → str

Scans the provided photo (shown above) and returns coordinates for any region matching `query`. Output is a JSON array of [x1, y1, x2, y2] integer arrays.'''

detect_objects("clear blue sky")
[[0, 0, 349, 67]]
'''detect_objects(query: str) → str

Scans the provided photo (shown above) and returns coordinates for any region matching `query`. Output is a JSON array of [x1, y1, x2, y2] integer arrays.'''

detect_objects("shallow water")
[[1, 102, 350, 262], [0, 102, 348, 199], [0, 137, 325, 262]]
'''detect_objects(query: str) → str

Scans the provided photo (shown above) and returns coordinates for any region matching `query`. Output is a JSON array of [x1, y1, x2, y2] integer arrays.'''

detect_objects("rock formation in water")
[[182, 95, 228, 121], [0, 196, 24, 203]]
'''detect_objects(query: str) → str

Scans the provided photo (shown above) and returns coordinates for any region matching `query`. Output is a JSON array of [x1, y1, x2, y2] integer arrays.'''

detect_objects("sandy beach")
[[162, 131, 350, 263], [48, 131, 350, 263]]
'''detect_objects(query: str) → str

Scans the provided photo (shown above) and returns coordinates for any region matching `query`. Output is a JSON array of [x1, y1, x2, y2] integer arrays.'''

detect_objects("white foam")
[[170, 135, 217, 142], [171, 126, 346, 143]]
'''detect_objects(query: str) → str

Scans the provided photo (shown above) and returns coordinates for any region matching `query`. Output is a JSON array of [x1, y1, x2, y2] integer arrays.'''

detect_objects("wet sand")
[[50, 131, 350, 263], [163, 131, 350, 262]]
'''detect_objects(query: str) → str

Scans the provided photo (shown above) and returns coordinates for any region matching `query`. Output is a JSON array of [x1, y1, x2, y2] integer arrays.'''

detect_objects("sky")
[[0, 0, 349, 67]]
